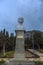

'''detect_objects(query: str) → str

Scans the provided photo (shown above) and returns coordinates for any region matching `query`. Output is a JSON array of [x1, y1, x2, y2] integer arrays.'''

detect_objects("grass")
[[0, 50, 15, 58], [35, 61, 43, 65], [39, 49, 43, 53], [0, 53, 4, 58], [0, 62, 3, 65], [0, 60, 5, 65], [6, 51, 14, 58]]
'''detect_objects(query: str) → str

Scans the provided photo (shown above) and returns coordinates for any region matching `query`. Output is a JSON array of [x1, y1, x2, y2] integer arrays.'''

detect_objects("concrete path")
[[28, 49, 43, 57]]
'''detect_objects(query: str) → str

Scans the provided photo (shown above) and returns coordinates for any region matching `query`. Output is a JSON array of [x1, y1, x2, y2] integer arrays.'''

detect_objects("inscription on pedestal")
[[17, 36, 23, 38]]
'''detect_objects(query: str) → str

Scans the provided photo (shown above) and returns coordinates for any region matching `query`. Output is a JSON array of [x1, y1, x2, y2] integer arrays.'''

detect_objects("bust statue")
[[16, 17, 25, 30], [18, 17, 24, 24]]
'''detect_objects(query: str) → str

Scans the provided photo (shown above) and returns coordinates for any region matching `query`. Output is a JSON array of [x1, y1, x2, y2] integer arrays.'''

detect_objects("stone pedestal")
[[14, 30, 25, 60]]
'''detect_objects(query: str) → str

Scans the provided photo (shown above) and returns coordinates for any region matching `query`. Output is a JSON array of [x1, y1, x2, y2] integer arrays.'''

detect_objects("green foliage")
[[25, 30, 43, 49], [39, 49, 43, 53], [0, 62, 3, 65], [6, 51, 14, 58], [0, 29, 15, 54], [25, 38, 32, 49], [35, 61, 43, 65], [0, 29, 43, 52], [0, 52, 4, 58], [0, 59, 5, 65], [0, 51, 14, 58], [0, 52, 7, 58]]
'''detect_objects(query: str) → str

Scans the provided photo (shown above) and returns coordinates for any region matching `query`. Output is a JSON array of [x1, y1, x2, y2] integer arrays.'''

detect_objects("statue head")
[[18, 17, 24, 24], [16, 17, 25, 30]]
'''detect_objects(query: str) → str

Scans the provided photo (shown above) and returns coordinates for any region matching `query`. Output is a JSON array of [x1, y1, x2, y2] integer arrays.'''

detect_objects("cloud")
[[0, 0, 43, 33]]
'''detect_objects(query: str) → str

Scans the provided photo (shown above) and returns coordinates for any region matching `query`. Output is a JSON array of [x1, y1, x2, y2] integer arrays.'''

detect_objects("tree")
[[34, 31, 41, 49], [25, 38, 32, 50], [0, 30, 3, 52], [2, 29, 6, 56], [9, 33, 15, 51], [5, 31, 9, 52]]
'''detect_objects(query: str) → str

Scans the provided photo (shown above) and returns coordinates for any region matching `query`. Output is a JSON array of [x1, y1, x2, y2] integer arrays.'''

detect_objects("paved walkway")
[[28, 49, 43, 61], [28, 49, 43, 57]]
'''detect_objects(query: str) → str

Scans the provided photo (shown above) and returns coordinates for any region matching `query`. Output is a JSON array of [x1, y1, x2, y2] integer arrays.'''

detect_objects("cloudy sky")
[[0, 0, 43, 33]]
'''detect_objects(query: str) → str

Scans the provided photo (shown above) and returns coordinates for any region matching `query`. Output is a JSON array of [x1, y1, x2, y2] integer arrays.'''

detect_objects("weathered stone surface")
[[4, 61, 35, 65]]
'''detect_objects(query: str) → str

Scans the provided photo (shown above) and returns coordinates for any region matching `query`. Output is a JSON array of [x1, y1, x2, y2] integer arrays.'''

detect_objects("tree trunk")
[[3, 43, 5, 56], [37, 43, 40, 50]]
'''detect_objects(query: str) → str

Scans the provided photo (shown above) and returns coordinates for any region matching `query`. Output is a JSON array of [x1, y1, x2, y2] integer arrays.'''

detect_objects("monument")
[[14, 17, 25, 60], [4, 17, 35, 65]]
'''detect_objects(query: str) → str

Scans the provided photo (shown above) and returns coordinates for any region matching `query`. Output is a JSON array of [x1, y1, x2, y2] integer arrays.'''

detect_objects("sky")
[[0, 0, 43, 34]]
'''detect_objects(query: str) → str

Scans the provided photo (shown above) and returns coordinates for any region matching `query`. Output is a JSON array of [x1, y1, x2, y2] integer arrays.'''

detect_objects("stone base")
[[3, 55, 35, 65], [14, 53, 26, 61], [3, 53, 36, 65], [3, 56, 35, 65], [4, 60, 35, 65]]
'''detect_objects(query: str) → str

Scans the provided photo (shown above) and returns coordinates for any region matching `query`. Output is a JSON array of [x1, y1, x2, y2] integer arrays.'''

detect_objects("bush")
[[0, 59, 5, 65]]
